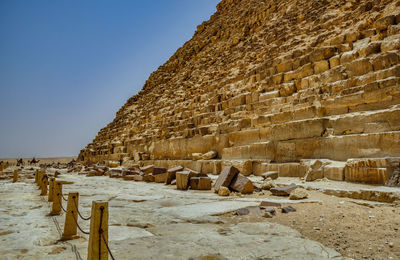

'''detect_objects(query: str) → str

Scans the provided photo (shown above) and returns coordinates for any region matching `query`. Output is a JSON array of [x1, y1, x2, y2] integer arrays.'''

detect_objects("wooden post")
[[50, 182, 62, 215], [48, 177, 55, 202], [61, 192, 79, 240], [40, 174, 48, 196], [13, 170, 18, 183], [37, 171, 43, 188], [87, 201, 108, 260], [35, 169, 39, 183]]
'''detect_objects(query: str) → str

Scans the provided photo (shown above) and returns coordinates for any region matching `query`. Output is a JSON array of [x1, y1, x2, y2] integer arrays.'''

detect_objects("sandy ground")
[[0, 167, 342, 260], [220, 189, 400, 260]]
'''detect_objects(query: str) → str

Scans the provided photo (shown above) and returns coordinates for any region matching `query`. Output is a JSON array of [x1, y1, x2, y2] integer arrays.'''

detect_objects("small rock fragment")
[[281, 206, 296, 213], [260, 201, 281, 208], [236, 207, 250, 216], [218, 186, 230, 196]]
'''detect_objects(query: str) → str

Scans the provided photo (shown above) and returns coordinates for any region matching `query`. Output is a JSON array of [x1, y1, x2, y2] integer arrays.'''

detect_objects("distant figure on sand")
[[16, 158, 24, 166], [28, 158, 40, 165]]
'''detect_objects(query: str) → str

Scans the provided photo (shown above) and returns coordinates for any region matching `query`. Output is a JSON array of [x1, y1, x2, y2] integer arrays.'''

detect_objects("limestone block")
[[176, 171, 190, 190], [371, 52, 399, 71], [166, 165, 183, 184], [199, 160, 221, 175], [345, 58, 373, 77], [375, 15, 396, 31], [313, 60, 330, 74], [345, 166, 388, 184], [214, 166, 239, 192], [324, 166, 345, 181], [221, 160, 252, 176], [201, 150, 218, 160], [309, 47, 336, 62], [276, 60, 293, 73], [329, 56, 340, 68], [229, 173, 254, 194], [189, 177, 212, 190], [340, 50, 358, 64]]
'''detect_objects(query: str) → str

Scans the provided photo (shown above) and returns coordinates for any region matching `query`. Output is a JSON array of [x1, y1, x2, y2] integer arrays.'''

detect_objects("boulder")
[[214, 166, 239, 192], [289, 188, 308, 200], [229, 173, 254, 194]]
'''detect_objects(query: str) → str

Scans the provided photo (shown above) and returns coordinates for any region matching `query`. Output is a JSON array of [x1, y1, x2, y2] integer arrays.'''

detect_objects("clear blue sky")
[[0, 0, 220, 158]]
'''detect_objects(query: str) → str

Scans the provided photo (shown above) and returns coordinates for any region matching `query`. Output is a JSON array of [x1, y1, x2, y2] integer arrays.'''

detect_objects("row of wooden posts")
[[34, 169, 112, 260]]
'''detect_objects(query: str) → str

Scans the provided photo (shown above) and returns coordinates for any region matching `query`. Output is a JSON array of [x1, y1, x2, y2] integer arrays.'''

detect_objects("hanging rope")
[[57, 193, 67, 213], [57, 183, 68, 201], [71, 211, 90, 235], [99, 206, 115, 260], [73, 198, 91, 221], [101, 231, 115, 260]]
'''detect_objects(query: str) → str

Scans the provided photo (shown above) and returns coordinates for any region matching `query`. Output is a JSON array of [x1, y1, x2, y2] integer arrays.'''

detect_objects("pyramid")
[[79, 0, 400, 185]]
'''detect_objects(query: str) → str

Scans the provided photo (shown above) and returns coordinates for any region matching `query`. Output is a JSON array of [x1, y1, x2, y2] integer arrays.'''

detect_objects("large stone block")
[[214, 166, 239, 192], [229, 173, 254, 194]]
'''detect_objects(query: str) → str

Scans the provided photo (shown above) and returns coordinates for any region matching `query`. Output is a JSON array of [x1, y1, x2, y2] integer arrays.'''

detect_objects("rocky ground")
[[0, 166, 399, 259]]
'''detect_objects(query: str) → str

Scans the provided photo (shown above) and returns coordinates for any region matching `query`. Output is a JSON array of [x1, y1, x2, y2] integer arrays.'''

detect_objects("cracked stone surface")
[[0, 169, 342, 259]]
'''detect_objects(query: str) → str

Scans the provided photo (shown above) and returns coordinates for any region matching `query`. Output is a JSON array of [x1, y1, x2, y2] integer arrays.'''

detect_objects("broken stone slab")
[[235, 206, 262, 216], [270, 183, 297, 196], [166, 165, 184, 185], [289, 188, 308, 200], [214, 166, 239, 193], [262, 171, 278, 180], [259, 201, 282, 208], [190, 177, 212, 190], [281, 206, 296, 213], [230, 173, 254, 194]]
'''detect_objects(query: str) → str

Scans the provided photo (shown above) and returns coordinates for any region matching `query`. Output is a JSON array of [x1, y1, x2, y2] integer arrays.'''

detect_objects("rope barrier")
[[99, 206, 115, 260], [72, 197, 91, 221], [71, 210, 90, 235]]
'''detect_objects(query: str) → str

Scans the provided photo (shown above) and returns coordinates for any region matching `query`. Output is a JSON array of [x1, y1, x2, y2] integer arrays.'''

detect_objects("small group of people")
[[16, 157, 40, 166]]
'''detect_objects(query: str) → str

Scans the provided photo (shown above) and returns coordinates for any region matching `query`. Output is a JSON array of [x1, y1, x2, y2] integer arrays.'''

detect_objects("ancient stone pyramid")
[[79, 0, 400, 185]]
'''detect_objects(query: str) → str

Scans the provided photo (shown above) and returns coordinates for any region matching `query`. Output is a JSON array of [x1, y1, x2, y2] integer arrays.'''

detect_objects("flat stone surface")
[[0, 169, 343, 259]]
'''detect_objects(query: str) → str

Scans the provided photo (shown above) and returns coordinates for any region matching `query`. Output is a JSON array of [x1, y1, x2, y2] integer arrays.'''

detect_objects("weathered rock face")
[[79, 0, 400, 185]]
